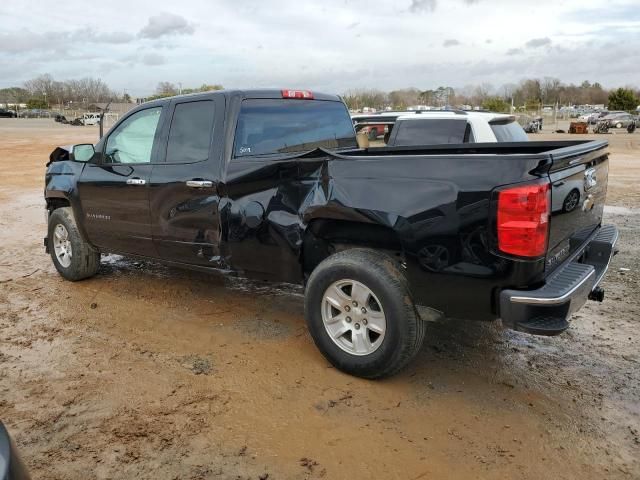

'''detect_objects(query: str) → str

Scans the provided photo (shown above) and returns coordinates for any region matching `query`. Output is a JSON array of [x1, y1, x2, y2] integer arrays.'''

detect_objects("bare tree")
[[156, 82, 178, 97]]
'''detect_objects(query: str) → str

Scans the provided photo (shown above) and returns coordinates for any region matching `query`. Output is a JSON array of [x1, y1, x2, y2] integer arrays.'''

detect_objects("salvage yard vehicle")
[[386, 111, 528, 146], [601, 112, 636, 129], [78, 113, 101, 126], [0, 108, 16, 118], [44, 89, 618, 378], [353, 110, 528, 146]]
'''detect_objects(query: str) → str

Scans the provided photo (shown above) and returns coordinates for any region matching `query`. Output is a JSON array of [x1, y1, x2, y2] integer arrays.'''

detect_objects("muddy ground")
[[0, 119, 638, 479]]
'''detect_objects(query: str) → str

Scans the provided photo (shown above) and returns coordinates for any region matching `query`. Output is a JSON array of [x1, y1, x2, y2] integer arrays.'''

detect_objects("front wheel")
[[615, 122, 623, 129], [48, 207, 100, 281], [304, 249, 425, 378]]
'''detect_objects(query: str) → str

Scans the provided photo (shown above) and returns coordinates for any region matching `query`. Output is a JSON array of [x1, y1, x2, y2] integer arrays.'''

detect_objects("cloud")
[[0, 28, 134, 55], [409, 0, 437, 13], [409, 0, 482, 12], [81, 30, 135, 44], [138, 13, 195, 39], [525, 37, 552, 48], [0, 0, 638, 95], [142, 53, 166, 66]]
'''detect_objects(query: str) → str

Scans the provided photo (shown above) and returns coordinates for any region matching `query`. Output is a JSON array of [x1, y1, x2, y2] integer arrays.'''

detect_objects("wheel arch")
[[45, 192, 94, 248], [301, 218, 406, 277]]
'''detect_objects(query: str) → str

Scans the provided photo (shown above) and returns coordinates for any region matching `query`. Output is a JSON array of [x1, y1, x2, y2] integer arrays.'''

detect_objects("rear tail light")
[[281, 89, 314, 99], [497, 181, 550, 257]]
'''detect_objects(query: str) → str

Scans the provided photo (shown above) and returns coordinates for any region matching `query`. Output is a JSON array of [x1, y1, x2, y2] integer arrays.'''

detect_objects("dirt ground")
[[0, 119, 638, 480]]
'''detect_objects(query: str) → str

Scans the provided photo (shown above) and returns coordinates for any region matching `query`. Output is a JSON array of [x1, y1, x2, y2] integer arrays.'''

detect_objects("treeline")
[[0, 74, 122, 109], [144, 81, 224, 101], [0, 75, 225, 110], [343, 78, 640, 112]]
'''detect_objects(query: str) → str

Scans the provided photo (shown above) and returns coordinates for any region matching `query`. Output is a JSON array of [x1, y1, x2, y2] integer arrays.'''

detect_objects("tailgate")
[[546, 141, 609, 272]]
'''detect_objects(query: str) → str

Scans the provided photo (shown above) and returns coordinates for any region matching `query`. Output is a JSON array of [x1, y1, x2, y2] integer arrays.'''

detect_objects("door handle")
[[186, 180, 213, 188], [126, 178, 146, 186]]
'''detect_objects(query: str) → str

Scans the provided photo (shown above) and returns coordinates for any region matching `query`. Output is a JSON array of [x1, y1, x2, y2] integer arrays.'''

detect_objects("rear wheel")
[[304, 248, 425, 378], [615, 122, 623, 129], [368, 129, 378, 140], [48, 207, 100, 281]]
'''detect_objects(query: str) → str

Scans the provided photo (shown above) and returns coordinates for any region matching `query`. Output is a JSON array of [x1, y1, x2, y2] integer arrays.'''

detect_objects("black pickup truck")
[[44, 89, 618, 378]]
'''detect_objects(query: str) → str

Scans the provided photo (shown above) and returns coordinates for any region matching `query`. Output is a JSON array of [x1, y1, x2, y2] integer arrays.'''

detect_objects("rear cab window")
[[391, 119, 468, 146], [233, 99, 357, 158], [490, 120, 529, 142]]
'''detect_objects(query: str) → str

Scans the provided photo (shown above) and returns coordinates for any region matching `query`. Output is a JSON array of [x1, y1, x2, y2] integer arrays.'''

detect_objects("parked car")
[[601, 112, 636, 129], [586, 111, 612, 124], [351, 111, 416, 140], [44, 89, 617, 378], [78, 113, 101, 126], [18, 109, 49, 118], [0, 108, 16, 118], [386, 111, 529, 146], [360, 124, 386, 140]]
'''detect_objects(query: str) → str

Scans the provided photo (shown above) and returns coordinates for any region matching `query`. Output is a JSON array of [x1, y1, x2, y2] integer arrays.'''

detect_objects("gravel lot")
[[0, 119, 638, 479]]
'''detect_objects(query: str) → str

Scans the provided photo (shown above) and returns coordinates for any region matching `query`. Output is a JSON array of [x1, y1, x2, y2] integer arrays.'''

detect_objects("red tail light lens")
[[497, 181, 550, 257], [281, 89, 314, 99]]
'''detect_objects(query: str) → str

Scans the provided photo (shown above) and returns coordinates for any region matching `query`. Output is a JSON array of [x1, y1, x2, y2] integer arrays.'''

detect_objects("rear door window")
[[165, 100, 215, 163], [234, 99, 357, 157], [392, 119, 468, 146]]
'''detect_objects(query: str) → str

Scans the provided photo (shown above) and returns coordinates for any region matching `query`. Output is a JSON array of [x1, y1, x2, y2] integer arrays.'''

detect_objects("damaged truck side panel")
[[44, 89, 617, 378], [222, 149, 550, 320]]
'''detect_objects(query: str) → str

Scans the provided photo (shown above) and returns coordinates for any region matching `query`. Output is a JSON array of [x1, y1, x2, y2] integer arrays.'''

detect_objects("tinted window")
[[392, 119, 467, 146], [234, 99, 356, 157], [105, 107, 162, 164], [490, 121, 529, 142], [166, 101, 215, 163]]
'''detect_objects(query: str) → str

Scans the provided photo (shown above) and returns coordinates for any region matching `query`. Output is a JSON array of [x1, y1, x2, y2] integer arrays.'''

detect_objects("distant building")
[[0, 103, 27, 109]]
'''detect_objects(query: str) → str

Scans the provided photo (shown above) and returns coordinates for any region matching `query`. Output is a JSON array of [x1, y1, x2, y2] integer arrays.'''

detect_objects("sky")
[[0, 0, 638, 96]]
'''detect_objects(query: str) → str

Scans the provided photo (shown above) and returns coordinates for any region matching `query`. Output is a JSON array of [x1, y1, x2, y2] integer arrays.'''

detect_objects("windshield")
[[490, 120, 529, 142], [234, 99, 357, 157]]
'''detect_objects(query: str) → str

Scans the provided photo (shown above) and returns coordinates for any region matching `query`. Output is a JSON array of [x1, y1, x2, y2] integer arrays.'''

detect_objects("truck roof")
[[396, 111, 515, 123], [148, 89, 343, 104]]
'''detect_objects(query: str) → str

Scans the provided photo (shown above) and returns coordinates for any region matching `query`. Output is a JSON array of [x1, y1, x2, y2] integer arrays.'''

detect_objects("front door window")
[[104, 107, 162, 164]]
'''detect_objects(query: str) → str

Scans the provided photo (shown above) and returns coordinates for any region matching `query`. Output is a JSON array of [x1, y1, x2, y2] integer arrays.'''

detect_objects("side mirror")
[[71, 144, 95, 162]]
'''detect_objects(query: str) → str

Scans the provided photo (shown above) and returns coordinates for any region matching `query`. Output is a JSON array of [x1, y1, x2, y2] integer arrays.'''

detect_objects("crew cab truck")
[[45, 89, 618, 379]]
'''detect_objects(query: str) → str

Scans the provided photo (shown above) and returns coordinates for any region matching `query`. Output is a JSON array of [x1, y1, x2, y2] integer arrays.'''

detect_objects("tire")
[[304, 248, 425, 379], [48, 207, 100, 281], [562, 189, 580, 213], [615, 122, 623, 129], [368, 129, 378, 141]]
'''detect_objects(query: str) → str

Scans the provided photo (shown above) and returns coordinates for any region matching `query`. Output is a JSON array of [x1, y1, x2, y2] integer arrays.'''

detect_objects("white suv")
[[386, 111, 528, 146], [79, 113, 101, 126]]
